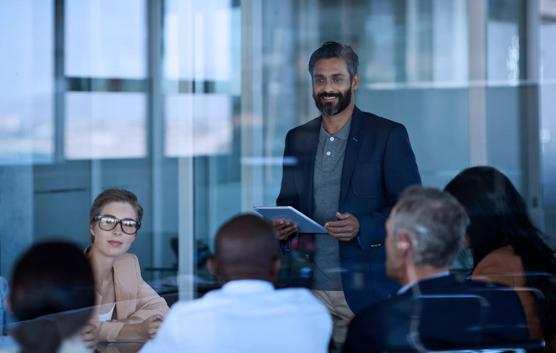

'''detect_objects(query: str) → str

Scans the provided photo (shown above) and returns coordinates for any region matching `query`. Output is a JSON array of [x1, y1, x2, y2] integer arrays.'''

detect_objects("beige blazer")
[[94, 253, 169, 341], [472, 245, 542, 340]]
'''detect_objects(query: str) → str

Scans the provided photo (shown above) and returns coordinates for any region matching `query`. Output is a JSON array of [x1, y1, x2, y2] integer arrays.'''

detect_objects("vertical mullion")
[[467, 0, 488, 166], [522, 0, 543, 225], [148, 0, 165, 275], [177, 0, 196, 302], [240, 0, 264, 212], [54, 0, 65, 163]]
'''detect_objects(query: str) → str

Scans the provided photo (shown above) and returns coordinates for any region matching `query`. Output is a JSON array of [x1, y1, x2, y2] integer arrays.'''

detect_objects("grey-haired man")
[[343, 186, 532, 353]]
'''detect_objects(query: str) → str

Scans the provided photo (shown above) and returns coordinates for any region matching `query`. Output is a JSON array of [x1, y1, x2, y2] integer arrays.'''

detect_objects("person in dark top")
[[445, 166, 556, 347], [274, 40, 420, 346], [6, 241, 95, 353], [343, 186, 533, 353]]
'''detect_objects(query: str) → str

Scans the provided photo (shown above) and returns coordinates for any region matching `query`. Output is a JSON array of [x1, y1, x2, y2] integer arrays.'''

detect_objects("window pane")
[[65, 0, 146, 78], [164, 0, 234, 82], [165, 94, 233, 157], [541, 19, 556, 206], [0, 0, 53, 164], [487, 0, 524, 83], [65, 93, 146, 159]]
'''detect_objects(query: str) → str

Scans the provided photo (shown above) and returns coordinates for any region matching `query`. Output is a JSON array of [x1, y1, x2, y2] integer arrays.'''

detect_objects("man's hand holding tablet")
[[272, 219, 299, 240], [254, 206, 326, 239]]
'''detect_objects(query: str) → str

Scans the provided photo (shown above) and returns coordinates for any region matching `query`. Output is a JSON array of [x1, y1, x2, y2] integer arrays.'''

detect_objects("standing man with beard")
[[274, 41, 421, 347]]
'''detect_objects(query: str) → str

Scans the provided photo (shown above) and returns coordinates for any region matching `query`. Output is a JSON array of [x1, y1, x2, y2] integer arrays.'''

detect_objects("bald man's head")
[[209, 214, 280, 283]]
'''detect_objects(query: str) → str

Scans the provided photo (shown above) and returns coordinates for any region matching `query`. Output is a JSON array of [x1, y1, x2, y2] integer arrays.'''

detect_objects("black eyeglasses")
[[94, 215, 141, 235]]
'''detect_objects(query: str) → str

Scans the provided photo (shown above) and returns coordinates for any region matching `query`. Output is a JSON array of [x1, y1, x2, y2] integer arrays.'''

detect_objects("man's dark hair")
[[212, 214, 279, 282], [308, 41, 359, 79]]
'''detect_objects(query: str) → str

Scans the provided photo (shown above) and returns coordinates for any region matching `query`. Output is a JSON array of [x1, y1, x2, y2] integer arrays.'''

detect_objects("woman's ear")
[[89, 224, 95, 243]]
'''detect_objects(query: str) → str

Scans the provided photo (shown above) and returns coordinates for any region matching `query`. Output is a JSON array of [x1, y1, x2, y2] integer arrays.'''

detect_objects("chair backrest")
[[407, 294, 489, 352], [406, 291, 545, 353], [470, 271, 556, 341]]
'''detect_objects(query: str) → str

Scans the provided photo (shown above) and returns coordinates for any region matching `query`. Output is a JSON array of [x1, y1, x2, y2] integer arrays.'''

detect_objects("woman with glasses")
[[86, 188, 168, 342]]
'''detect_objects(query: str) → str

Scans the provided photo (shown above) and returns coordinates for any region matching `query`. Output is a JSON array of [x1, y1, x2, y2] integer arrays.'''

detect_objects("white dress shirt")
[[139, 280, 332, 353]]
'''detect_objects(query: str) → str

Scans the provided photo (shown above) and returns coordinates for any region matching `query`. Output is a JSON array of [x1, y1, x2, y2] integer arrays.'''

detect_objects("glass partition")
[[0, 2, 554, 347]]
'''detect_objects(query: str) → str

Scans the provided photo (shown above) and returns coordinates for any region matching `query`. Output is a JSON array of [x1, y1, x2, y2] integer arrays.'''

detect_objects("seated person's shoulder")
[[163, 292, 237, 322], [113, 253, 141, 276], [275, 288, 330, 312], [361, 110, 406, 130], [167, 298, 211, 316], [115, 252, 139, 265], [462, 279, 526, 313], [354, 296, 409, 325], [464, 277, 513, 291], [277, 287, 320, 301], [474, 246, 524, 276]]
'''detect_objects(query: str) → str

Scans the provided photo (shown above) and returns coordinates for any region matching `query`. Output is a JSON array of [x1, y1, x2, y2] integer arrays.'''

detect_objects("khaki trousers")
[[311, 289, 355, 346]]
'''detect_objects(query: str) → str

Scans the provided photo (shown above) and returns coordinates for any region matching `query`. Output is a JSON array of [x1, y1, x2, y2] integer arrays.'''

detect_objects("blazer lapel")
[[339, 107, 363, 204], [113, 261, 132, 320]]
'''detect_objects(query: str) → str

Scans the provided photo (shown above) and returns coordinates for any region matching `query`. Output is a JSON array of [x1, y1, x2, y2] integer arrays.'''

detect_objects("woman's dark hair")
[[445, 166, 556, 337], [444, 166, 555, 271], [9, 241, 95, 353], [89, 188, 143, 243]]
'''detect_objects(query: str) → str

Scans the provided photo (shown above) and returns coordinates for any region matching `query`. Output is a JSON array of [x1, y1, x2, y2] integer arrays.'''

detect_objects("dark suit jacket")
[[277, 106, 421, 312], [343, 275, 533, 353]]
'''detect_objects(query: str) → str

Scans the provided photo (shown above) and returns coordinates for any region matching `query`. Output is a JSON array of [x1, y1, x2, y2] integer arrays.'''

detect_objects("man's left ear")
[[352, 73, 360, 90], [397, 233, 413, 255]]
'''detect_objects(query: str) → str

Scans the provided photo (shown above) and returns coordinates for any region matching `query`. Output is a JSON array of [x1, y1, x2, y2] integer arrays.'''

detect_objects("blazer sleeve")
[[356, 123, 421, 247], [97, 319, 125, 342], [96, 255, 170, 341], [276, 130, 302, 250], [276, 130, 300, 209], [126, 255, 170, 322]]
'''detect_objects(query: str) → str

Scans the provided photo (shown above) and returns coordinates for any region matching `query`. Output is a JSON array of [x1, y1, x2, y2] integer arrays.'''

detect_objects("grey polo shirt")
[[312, 119, 351, 291]]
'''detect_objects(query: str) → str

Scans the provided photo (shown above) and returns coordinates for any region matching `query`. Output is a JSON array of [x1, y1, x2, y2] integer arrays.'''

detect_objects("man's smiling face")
[[311, 58, 358, 117]]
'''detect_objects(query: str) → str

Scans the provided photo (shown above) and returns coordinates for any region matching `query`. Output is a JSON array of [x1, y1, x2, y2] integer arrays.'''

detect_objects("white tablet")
[[253, 206, 326, 234]]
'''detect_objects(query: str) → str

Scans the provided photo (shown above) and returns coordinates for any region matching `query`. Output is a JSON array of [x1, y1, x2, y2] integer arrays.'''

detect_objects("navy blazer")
[[343, 275, 533, 353], [277, 106, 421, 313]]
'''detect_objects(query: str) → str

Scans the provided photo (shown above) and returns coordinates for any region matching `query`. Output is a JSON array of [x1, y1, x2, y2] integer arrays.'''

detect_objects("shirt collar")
[[397, 271, 451, 295], [221, 279, 275, 294], [320, 118, 352, 141]]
